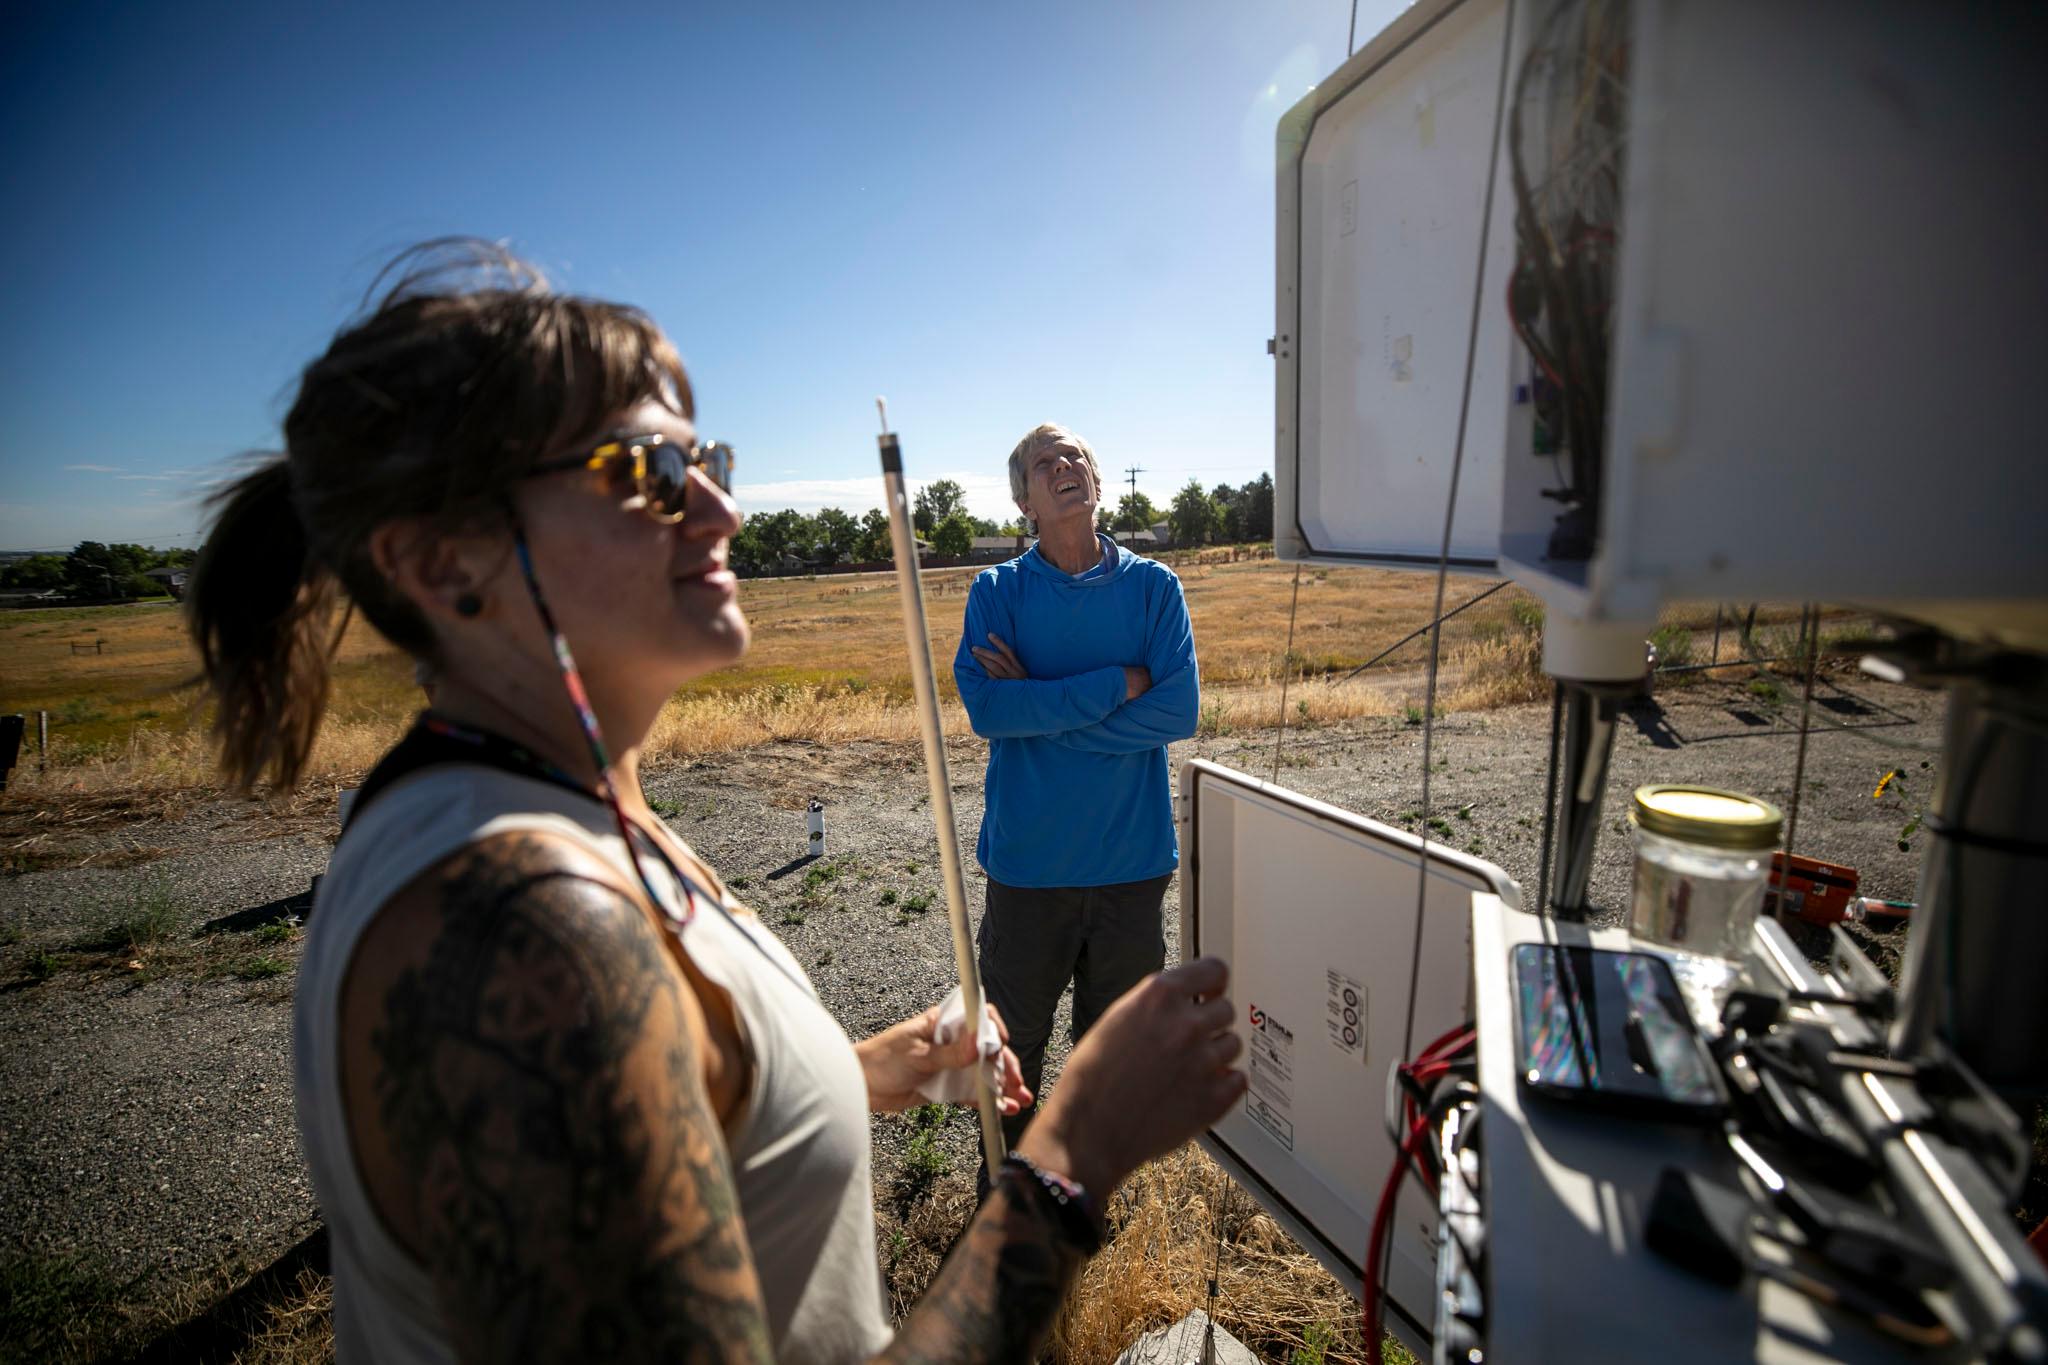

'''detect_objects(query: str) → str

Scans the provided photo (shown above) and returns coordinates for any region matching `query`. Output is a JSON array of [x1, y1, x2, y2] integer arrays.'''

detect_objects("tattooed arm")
[[360, 834, 773, 1364], [353, 834, 1242, 1365]]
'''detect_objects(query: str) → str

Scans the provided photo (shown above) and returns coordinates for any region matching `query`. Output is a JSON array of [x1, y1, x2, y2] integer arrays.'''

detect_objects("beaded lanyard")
[[509, 521, 699, 927]]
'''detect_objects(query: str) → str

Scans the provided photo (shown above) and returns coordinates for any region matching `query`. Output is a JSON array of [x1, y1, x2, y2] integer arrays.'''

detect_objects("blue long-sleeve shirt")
[[953, 536, 1200, 888]]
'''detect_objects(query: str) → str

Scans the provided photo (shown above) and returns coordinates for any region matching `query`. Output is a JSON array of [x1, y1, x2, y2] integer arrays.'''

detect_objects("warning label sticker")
[[1245, 1004, 1296, 1151], [1326, 969, 1366, 1061]]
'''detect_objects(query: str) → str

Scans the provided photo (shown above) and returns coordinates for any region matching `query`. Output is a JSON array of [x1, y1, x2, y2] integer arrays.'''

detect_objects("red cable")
[[1363, 1114, 1434, 1365]]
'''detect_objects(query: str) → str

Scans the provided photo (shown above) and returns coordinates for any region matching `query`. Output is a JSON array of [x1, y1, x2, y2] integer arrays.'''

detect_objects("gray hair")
[[1007, 423, 1103, 527]]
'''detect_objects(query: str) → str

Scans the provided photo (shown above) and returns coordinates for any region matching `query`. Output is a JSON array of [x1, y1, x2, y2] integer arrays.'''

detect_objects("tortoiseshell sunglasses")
[[528, 433, 735, 523]]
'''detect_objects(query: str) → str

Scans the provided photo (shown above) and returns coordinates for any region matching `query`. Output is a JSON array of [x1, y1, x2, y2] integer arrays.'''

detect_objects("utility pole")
[[1124, 465, 1146, 501]]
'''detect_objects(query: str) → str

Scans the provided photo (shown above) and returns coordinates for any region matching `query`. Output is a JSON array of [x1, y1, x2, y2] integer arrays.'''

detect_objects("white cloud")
[[63, 464, 125, 473]]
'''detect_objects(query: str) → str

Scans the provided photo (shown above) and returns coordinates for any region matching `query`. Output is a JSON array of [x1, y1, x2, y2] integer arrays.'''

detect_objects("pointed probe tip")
[[875, 397, 891, 435]]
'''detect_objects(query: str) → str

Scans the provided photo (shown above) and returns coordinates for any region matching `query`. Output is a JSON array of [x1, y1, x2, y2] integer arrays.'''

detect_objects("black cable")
[[1536, 681, 1563, 915], [1399, 0, 1519, 1067], [1332, 580, 1511, 686]]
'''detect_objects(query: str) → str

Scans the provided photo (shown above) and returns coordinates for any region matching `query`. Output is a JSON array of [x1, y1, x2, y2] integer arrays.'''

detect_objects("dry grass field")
[[0, 554, 1825, 796], [0, 563, 1887, 1363]]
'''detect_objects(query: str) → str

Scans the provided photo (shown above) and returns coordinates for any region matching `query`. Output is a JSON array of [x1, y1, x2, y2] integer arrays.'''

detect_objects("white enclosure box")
[[1178, 760, 1518, 1355], [1275, 0, 2048, 647]]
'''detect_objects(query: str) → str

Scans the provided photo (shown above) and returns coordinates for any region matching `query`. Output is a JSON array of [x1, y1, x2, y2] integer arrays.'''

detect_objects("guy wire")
[[1271, 564, 1306, 784], [1399, 0, 1518, 1066], [1331, 580, 1510, 687], [1201, 1160, 1233, 1360], [1783, 603, 1822, 885]]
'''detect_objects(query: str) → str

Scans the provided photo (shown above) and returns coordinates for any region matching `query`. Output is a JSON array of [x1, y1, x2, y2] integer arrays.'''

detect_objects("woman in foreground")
[[189, 241, 1246, 1364]]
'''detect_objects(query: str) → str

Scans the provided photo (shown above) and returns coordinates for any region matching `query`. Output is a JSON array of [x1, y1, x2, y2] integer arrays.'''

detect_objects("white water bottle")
[[807, 799, 825, 858]]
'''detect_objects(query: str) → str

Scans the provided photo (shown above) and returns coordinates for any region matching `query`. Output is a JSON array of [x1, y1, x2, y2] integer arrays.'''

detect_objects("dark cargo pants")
[[977, 870, 1172, 1156]]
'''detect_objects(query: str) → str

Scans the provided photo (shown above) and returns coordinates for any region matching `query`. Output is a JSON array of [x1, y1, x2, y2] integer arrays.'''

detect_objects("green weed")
[[74, 887, 183, 956], [878, 888, 898, 906], [1648, 622, 1694, 672], [901, 892, 932, 914], [228, 956, 290, 981], [1292, 1321, 1338, 1365]]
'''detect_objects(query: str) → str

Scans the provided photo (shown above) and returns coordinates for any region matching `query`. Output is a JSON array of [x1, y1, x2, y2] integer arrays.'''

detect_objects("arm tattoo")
[[372, 836, 773, 1363], [880, 1179, 1084, 1365]]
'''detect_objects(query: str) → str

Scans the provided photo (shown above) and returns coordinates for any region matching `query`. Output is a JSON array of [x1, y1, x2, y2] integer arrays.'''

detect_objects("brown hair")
[[187, 239, 692, 792]]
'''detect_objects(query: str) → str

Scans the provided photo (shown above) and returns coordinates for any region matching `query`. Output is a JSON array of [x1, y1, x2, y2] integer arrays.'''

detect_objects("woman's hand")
[[1015, 956, 1245, 1196], [858, 998, 1032, 1115]]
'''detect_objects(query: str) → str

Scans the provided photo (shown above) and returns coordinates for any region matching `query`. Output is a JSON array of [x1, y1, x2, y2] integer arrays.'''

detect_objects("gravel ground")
[[0, 668, 1944, 1337]]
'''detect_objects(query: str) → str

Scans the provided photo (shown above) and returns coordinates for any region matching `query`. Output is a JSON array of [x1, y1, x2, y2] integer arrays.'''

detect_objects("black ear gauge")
[[455, 593, 483, 618]]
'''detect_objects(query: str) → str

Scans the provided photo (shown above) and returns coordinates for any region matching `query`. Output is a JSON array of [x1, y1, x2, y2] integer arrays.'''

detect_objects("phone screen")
[[1512, 944, 1721, 1113]]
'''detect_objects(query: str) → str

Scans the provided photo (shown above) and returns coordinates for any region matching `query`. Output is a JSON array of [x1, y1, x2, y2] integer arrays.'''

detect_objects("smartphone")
[[1512, 943, 1726, 1121]]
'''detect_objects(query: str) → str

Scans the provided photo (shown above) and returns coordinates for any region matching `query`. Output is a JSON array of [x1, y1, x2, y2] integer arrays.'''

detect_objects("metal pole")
[[38, 710, 48, 773], [1710, 604, 1723, 670], [875, 399, 1007, 1173]]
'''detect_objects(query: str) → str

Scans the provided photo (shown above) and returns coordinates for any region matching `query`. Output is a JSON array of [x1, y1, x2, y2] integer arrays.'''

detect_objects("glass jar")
[[1628, 785, 1783, 1029]]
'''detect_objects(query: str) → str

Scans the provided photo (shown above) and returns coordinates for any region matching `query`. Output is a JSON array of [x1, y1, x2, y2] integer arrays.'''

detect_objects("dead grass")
[[875, 1144, 1378, 1363], [0, 1238, 329, 1365], [0, 568, 1849, 801]]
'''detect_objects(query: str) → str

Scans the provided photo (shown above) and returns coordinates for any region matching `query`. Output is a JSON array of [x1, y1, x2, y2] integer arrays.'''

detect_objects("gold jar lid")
[[1631, 785, 1782, 851]]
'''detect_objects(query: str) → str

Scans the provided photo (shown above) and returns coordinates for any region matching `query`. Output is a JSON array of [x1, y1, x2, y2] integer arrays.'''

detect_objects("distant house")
[[144, 566, 189, 599], [966, 534, 1031, 564], [1111, 521, 1173, 553]]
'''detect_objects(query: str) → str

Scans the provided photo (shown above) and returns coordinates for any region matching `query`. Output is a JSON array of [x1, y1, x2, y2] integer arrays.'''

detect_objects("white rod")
[[876, 403, 1007, 1172]]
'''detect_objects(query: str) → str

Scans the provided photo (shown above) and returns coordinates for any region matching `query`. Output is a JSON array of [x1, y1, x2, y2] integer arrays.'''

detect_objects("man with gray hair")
[[953, 422, 1200, 1163]]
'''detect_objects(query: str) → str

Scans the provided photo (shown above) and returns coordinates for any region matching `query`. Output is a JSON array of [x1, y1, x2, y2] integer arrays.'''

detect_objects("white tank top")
[[294, 765, 893, 1363]]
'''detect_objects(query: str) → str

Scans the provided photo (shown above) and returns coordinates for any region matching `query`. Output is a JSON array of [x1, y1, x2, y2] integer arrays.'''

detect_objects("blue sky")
[[0, 0, 1407, 550]]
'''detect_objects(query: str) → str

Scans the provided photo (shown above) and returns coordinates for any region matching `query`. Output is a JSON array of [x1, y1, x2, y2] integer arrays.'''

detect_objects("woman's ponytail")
[[187, 458, 341, 794]]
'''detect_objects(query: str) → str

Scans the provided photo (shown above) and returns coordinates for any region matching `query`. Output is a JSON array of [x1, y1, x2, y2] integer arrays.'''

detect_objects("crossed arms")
[[951, 575, 1199, 754]]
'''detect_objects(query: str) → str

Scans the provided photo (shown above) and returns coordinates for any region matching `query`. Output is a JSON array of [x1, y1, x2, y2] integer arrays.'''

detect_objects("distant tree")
[[969, 517, 999, 538], [1114, 491, 1159, 533], [932, 512, 974, 557], [1241, 471, 1275, 542], [0, 554, 67, 591], [728, 519, 768, 576], [811, 507, 860, 566], [857, 508, 894, 562], [913, 479, 968, 535], [751, 509, 816, 566], [1211, 483, 1246, 543], [999, 519, 1029, 538], [1169, 479, 1220, 548], [1095, 508, 1114, 534]]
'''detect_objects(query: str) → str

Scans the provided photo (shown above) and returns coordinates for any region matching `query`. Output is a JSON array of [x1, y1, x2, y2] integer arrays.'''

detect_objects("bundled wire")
[[1506, 0, 1628, 554], [1362, 1023, 1479, 1364]]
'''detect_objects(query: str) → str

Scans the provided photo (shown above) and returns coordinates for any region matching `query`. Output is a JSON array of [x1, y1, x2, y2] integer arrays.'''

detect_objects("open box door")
[[1179, 759, 1519, 1355]]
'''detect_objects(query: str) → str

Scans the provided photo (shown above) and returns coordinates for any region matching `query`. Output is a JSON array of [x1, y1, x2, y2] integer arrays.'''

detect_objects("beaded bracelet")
[[1001, 1151, 1105, 1255]]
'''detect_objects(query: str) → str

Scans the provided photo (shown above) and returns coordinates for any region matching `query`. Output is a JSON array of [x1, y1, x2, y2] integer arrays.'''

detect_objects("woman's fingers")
[[1191, 995, 1235, 1037], [1161, 955, 1229, 1001]]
